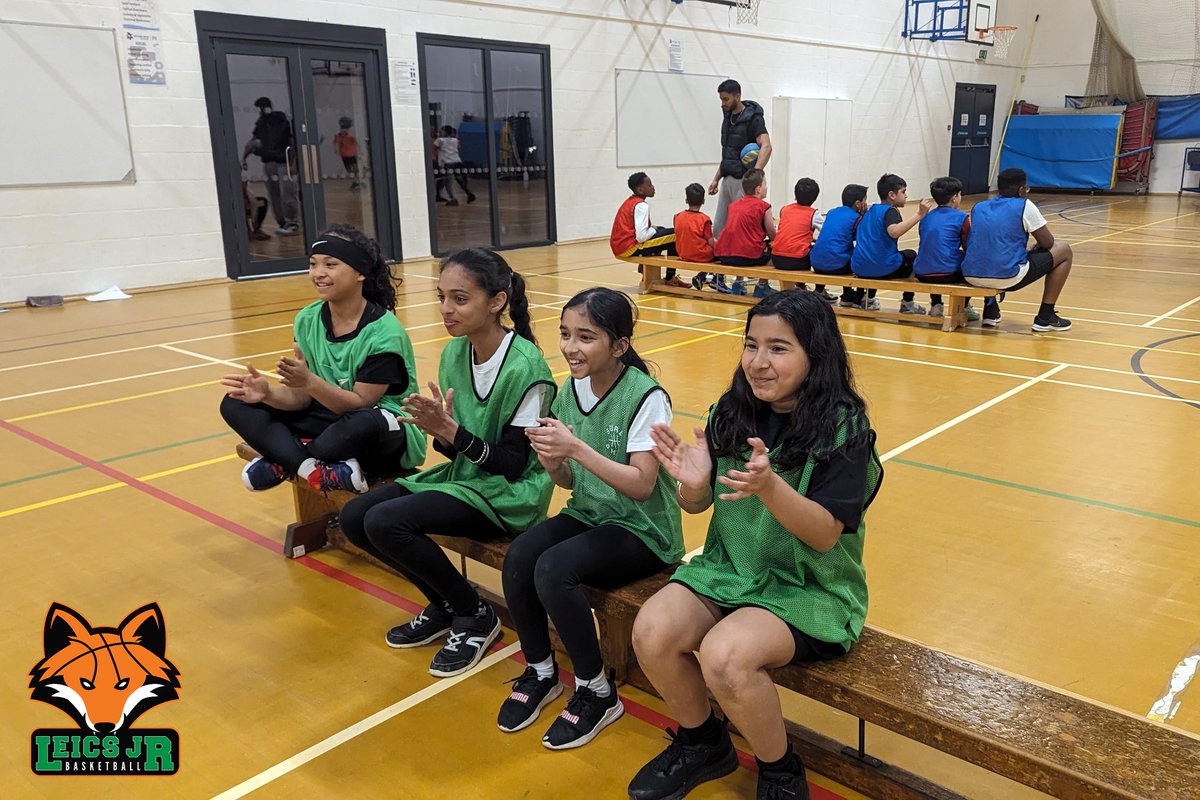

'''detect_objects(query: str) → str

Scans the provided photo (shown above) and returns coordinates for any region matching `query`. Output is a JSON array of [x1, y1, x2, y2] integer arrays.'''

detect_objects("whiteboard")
[[0, 20, 134, 186], [615, 69, 727, 167]]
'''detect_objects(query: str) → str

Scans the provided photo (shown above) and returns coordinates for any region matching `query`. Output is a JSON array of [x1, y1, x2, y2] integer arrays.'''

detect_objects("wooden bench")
[[625, 255, 1000, 332], [235, 441, 412, 558], [239, 438, 1200, 798], [331, 520, 1200, 799]]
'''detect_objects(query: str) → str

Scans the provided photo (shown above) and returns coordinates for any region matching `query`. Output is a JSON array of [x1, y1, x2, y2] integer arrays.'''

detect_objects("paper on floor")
[[85, 286, 133, 302]]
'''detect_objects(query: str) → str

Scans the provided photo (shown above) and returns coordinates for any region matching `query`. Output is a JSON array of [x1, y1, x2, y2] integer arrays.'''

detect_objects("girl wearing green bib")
[[220, 225, 425, 494], [497, 288, 683, 750], [628, 290, 883, 800], [338, 249, 555, 679]]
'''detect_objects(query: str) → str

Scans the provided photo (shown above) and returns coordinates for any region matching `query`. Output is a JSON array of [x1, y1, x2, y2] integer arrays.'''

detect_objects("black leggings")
[[339, 482, 507, 616], [502, 514, 666, 680], [219, 396, 406, 475]]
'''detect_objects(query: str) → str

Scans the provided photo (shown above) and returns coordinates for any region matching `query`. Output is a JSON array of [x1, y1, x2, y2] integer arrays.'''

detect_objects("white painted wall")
[[0, 0, 1069, 303]]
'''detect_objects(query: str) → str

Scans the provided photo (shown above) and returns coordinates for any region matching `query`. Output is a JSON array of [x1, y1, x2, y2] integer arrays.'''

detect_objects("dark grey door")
[[949, 83, 997, 194]]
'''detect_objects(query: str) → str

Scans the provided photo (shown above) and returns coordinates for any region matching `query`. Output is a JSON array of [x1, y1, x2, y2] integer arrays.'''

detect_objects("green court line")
[[0, 430, 235, 489], [891, 457, 1200, 529]]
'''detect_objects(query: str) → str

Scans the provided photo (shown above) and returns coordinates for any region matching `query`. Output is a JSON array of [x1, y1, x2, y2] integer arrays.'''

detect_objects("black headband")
[[310, 237, 374, 275]]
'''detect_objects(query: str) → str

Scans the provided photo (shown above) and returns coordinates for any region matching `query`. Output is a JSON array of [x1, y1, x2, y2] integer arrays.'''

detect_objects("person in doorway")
[[333, 116, 362, 190], [242, 97, 301, 236], [433, 125, 476, 205]]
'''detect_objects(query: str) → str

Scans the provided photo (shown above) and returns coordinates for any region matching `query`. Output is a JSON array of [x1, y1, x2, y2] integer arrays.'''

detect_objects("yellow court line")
[[0, 483, 126, 519], [1072, 211, 1198, 246], [0, 454, 239, 519], [1086, 239, 1200, 249], [7, 379, 220, 422]]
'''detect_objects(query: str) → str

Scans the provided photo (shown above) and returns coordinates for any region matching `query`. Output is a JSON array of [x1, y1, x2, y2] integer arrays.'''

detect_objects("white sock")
[[577, 671, 611, 698], [530, 655, 555, 680], [296, 458, 318, 480]]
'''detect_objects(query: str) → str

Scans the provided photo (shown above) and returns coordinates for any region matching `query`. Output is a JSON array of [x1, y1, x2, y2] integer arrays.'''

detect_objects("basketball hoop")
[[734, 0, 759, 26], [978, 25, 1018, 59]]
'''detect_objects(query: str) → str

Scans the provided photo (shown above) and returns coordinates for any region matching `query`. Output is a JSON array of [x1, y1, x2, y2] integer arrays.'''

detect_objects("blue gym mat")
[[1000, 115, 1122, 189]]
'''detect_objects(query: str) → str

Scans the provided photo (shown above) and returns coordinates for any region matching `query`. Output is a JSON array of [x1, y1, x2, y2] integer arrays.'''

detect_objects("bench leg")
[[597, 614, 636, 684], [283, 515, 333, 558], [639, 265, 662, 293], [943, 295, 965, 332]]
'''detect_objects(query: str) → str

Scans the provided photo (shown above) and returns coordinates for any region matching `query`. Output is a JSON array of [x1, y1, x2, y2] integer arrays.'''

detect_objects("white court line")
[[0, 299, 444, 374], [159, 344, 275, 371], [211, 641, 521, 800], [1073, 263, 1198, 277], [879, 365, 1069, 462], [685, 364, 1070, 564], [1144, 295, 1200, 328]]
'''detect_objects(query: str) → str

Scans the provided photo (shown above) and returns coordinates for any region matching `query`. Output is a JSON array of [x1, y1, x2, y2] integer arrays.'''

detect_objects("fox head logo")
[[29, 603, 181, 733]]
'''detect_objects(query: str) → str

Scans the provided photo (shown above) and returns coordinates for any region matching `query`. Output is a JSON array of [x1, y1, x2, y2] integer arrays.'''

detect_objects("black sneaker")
[[982, 299, 1002, 328], [428, 602, 501, 677], [757, 765, 810, 800], [542, 678, 624, 750], [1031, 313, 1072, 332], [628, 722, 738, 800], [385, 602, 452, 649], [497, 664, 564, 733]]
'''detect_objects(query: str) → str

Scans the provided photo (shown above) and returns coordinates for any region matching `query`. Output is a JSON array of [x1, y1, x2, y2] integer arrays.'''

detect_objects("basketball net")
[[980, 26, 1018, 60], [735, 0, 759, 26]]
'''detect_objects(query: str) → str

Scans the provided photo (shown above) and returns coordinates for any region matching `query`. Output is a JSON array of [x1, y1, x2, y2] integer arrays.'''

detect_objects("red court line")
[[0, 416, 425, 617], [4, 415, 846, 800]]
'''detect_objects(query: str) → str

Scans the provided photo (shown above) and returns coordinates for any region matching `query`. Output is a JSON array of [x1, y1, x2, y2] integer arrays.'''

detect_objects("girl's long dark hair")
[[320, 223, 398, 311], [441, 248, 537, 347], [711, 289, 867, 469], [561, 287, 653, 375]]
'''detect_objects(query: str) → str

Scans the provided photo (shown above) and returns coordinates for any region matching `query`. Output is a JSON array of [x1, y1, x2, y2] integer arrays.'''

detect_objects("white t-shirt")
[[632, 199, 656, 243], [572, 377, 672, 452], [811, 209, 826, 232], [435, 136, 461, 166], [471, 331, 550, 427]]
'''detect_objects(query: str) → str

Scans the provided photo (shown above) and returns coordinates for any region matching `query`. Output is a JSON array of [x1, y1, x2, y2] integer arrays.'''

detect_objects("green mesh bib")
[[293, 301, 427, 469], [672, 411, 881, 649], [553, 368, 683, 563], [397, 335, 555, 533]]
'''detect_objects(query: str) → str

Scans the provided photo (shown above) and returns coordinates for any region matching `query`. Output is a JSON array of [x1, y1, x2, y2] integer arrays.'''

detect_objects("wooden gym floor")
[[1, 194, 1198, 798]]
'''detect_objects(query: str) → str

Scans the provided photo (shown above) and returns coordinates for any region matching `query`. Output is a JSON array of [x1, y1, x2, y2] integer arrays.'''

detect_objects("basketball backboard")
[[967, 0, 1000, 45]]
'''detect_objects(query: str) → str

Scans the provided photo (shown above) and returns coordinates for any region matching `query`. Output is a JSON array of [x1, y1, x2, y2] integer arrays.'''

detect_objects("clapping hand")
[[525, 418, 577, 467], [716, 437, 774, 500], [650, 423, 712, 497], [276, 345, 313, 390], [401, 381, 457, 441], [220, 364, 269, 404]]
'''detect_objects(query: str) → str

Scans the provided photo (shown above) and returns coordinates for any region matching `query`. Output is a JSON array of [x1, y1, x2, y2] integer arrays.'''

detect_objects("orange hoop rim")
[[977, 25, 1019, 33]]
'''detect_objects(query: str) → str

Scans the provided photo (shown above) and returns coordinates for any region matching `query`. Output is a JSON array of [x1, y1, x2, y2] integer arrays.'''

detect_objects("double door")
[[199, 14, 400, 278], [950, 83, 997, 194], [418, 35, 556, 255]]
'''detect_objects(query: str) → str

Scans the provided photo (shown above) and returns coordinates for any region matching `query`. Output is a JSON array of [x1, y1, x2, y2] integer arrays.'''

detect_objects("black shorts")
[[771, 254, 811, 271], [673, 580, 844, 665], [341, 155, 357, 170], [1007, 248, 1056, 291], [812, 262, 852, 276], [916, 270, 964, 284]]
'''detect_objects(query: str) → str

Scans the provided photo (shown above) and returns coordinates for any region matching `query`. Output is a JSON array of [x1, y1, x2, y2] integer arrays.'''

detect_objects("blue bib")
[[962, 196, 1030, 281]]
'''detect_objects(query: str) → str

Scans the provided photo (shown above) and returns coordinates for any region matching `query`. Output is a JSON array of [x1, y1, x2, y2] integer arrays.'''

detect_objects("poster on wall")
[[121, 0, 166, 85], [391, 58, 419, 104], [668, 40, 683, 72]]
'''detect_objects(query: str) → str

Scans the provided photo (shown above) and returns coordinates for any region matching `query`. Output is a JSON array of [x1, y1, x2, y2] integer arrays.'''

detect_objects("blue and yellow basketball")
[[740, 143, 760, 165]]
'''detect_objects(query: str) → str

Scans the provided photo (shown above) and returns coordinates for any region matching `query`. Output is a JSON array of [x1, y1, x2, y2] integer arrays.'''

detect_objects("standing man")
[[694, 79, 773, 294], [242, 97, 300, 236]]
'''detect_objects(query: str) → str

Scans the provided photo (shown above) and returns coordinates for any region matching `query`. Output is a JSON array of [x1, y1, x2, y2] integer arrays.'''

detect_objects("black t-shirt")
[[252, 111, 292, 163], [709, 410, 870, 533], [884, 207, 902, 227], [318, 302, 409, 394]]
